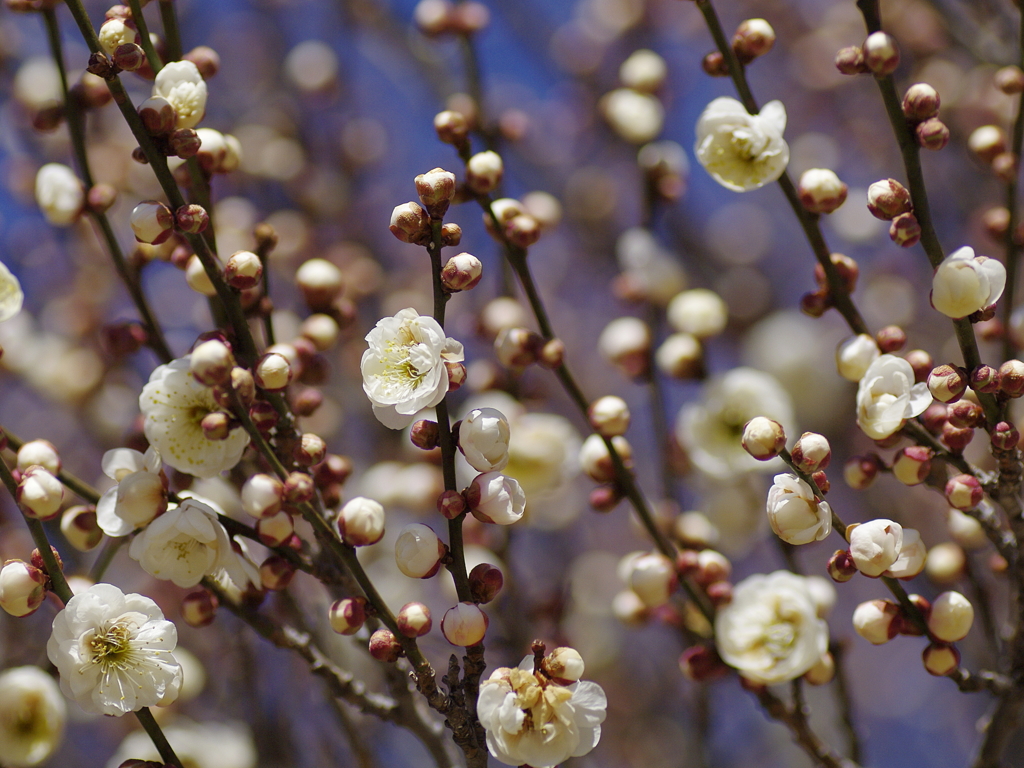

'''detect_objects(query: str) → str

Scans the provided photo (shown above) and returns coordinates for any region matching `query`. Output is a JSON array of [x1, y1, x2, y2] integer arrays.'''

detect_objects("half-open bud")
[[329, 597, 367, 635], [18, 467, 63, 520], [441, 602, 488, 646], [853, 599, 900, 644], [338, 497, 385, 546], [396, 602, 432, 638], [741, 417, 786, 461], [0, 560, 47, 617], [130, 201, 174, 244], [395, 523, 445, 578], [790, 432, 831, 473]]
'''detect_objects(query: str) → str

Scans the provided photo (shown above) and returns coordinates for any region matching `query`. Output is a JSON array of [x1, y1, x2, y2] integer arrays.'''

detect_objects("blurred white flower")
[[95, 447, 166, 537], [695, 97, 789, 191], [34, 164, 84, 227], [478, 654, 606, 768], [152, 60, 207, 129], [835, 334, 880, 383], [46, 583, 182, 716], [766, 473, 832, 545], [602, 88, 664, 144], [0, 260, 24, 323], [140, 357, 250, 478], [128, 497, 258, 589], [931, 246, 1006, 319], [855, 354, 931, 440], [715, 570, 829, 684], [106, 719, 257, 768], [0, 666, 66, 767], [361, 308, 464, 429], [676, 367, 795, 479]]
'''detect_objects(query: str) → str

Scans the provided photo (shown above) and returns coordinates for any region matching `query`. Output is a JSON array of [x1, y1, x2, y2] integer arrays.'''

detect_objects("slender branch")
[[1002, 6, 1024, 363], [830, 642, 863, 764], [88, 537, 124, 582], [752, 684, 857, 768], [159, 0, 182, 63], [126, 0, 162, 72]]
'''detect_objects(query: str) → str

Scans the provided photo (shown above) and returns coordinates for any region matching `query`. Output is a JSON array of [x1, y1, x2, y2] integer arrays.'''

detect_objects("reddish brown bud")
[[827, 549, 857, 582], [468, 562, 504, 604], [835, 46, 868, 75]]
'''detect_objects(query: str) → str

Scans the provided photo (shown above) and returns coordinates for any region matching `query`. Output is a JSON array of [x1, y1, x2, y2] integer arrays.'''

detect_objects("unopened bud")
[[790, 432, 831, 473], [506, 214, 541, 248], [169, 128, 201, 159], [853, 599, 900, 644], [927, 364, 967, 403], [446, 361, 467, 390], [465, 151, 503, 194], [992, 421, 1019, 451], [254, 352, 292, 391], [863, 31, 899, 77], [538, 338, 565, 369], [495, 327, 542, 368], [797, 168, 848, 214], [293, 433, 326, 466], [589, 396, 631, 437], [945, 474, 983, 511], [257, 511, 294, 547], [338, 497, 385, 547], [599, 317, 651, 378], [973, 364, 1003, 394], [17, 440, 61, 474], [441, 252, 483, 292], [225, 250, 263, 290], [395, 523, 445, 578], [434, 110, 470, 146], [948, 400, 983, 429], [61, 505, 102, 551], [409, 420, 440, 451], [295, 258, 343, 310], [18, 467, 63, 520], [260, 555, 296, 591], [679, 645, 729, 681], [835, 45, 867, 74], [0, 560, 47, 617], [369, 628, 403, 661], [87, 183, 118, 214], [995, 65, 1024, 95], [190, 339, 234, 386], [889, 212, 921, 247], [968, 126, 1007, 164], [329, 597, 367, 635], [112, 43, 145, 72], [181, 589, 218, 627], [902, 83, 940, 121], [655, 333, 703, 379], [437, 490, 466, 520], [441, 602, 488, 646], [441, 221, 462, 246], [916, 118, 949, 151], [741, 417, 786, 461], [468, 562, 503, 603], [732, 18, 775, 62], [246, 401, 278, 434], [926, 542, 966, 584], [242, 474, 285, 519], [138, 96, 176, 135], [130, 201, 174, 245], [928, 591, 974, 641], [867, 179, 912, 219], [892, 446, 933, 486], [415, 167, 457, 218], [701, 51, 729, 77], [942, 423, 974, 453], [397, 602, 432, 638], [993, 152, 1019, 183], [922, 642, 960, 676]]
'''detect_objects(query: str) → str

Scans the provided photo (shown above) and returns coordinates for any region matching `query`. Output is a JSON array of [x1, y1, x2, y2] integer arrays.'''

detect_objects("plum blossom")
[[459, 407, 511, 472], [0, 260, 24, 323], [140, 357, 250, 478], [477, 653, 607, 768], [855, 354, 931, 440], [46, 583, 182, 716], [95, 447, 166, 537], [766, 473, 832, 545], [695, 97, 789, 191], [361, 308, 464, 429], [714, 570, 829, 684], [0, 666, 66, 767], [152, 60, 207, 129], [849, 518, 903, 577], [931, 246, 1006, 319], [34, 164, 84, 227]]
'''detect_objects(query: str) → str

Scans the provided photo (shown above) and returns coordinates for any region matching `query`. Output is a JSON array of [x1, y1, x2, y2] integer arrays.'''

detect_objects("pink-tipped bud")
[[190, 339, 234, 386], [741, 417, 786, 461], [916, 118, 949, 151], [415, 167, 457, 218], [181, 589, 218, 628], [260, 555, 296, 591], [329, 597, 367, 635], [971, 365, 1001, 394], [702, 51, 729, 77], [241, 474, 285, 519], [441, 602, 488, 646], [866, 179, 912, 220], [790, 432, 831, 473], [889, 212, 921, 247], [225, 250, 263, 290], [922, 642, 960, 676], [891, 446, 933, 486], [992, 421, 1019, 451], [680, 645, 729, 681], [927, 364, 967, 403], [863, 31, 900, 76], [130, 201, 174, 245], [281, 472, 313, 505], [138, 96, 176, 135], [410, 420, 440, 450], [853, 599, 901, 644], [368, 628, 403, 662], [184, 45, 220, 79], [397, 602, 433, 638], [465, 150, 504, 194], [169, 128, 201, 159], [942, 423, 975, 453], [434, 110, 470, 146], [468, 562, 503, 604], [948, 400, 984, 429], [254, 352, 292, 391], [902, 83, 940, 121], [247, 401, 278, 434], [827, 550, 857, 583], [506, 214, 541, 248], [338, 497, 385, 547], [945, 474, 983, 510], [395, 523, 445, 578], [441, 222, 462, 246], [627, 552, 678, 608], [257, 511, 294, 548], [175, 204, 209, 234], [389, 202, 432, 245], [875, 325, 907, 353], [112, 42, 145, 72], [435, 490, 465, 520], [797, 168, 848, 214], [293, 433, 327, 466], [834, 45, 867, 74], [441, 252, 483, 292], [494, 327, 543, 368], [732, 18, 775, 62], [0, 560, 47, 617], [999, 360, 1024, 396]]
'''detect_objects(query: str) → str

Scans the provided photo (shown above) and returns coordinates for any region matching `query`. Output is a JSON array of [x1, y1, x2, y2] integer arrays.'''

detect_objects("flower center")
[[86, 619, 136, 668], [763, 621, 797, 659], [377, 338, 432, 394], [730, 126, 768, 161]]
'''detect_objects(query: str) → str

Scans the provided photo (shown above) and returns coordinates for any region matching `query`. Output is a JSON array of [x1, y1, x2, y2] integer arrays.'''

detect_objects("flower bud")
[[827, 549, 858, 583], [902, 83, 940, 121], [732, 18, 775, 62], [293, 433, 327, 466], [329, 597, 367, 635], [395, 523, 445, 578], [466, 472, 525, 525], [916, 118, 949, 151], [17, 440, 61, 475], [465, 151, 503, 194], [866, 179, 912, 219], [183, 255, 216, 297], [437, 489, 466, 519], [968, 126, 1007, 164], [434, 110, 470, 146], [174, 204, 208, 234], [926, 542, 966, 583], [702, 51, 729, 77], [446, 361, 467, 390], [410, 420, 440, 451], [469, 562, 503, 603], [542, 646, 586, 684], [225, 250, 263, 290], [138, 96, 176, 135], [130, 201, 174, 245], [679, 645, 729, 681], [441, 252, 483, 292], [397, 602, 432, 638], [843, 454, 882, 490], [849, 519, 903, 577], [790, 432, 831, 473], [667, 290, 727, 340], [245, 402, 276, 434], [973, 364, 1002, 394], [241, 474, 284, 519], [627, 552, 677, 608], [415, 167, 457, 218], [655, 333, 703, 379], [18, 466, 63, 520], [835, 334, 880, 382], [458, 408, 510, 472], [797, 168, 848, 214], [505, 214, 541, 248], [61, 505, 102, 551], [927, 364, 967, 403], [942, 423, 974, 453], [98, 16, 139, 56], [741, 417, 786, 461], [992, 421, 1019, 451], [253, 352, 292, 391], [112, 42, 145, 72], [835, 45, 868, 75], [589, 396, 631, 437], [579, 434, 631, 484], [494, 327, 542, 368], [891, 446, 933, 486], [389, 202, 431, 245], [0, 560, 47, 617], [1000, 360, 1024, 396], [889, 212, 921, 247], [863, 31, 900, 76], [257, 511, 294, 548], [368, 628, 403, 662], [260, 555, 296, 591], [928, 591, 974, 641], [598, 317, 651, 378], [885, 528, 927, 579], [169, 127, 201, 159], [853, 599, 900, 644], [338, 497, 385, 547], [619, 49, 668, 92], [181, 589, 218, 627], [947, 400, 983, 429], [441, 602, 488, 646], [295, 258, 343, 311], [922, 642, 960, 676], [189, 340, 234, 387], [994, 66, 1024, 97]]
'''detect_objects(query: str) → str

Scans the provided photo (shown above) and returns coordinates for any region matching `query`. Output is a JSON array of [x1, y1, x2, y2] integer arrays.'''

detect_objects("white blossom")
[[602, 88, 664, 144], [477, 654, 607, 768], [835, 334, 880, 383], [95, 447, 166, 537], [676, 367, 795, 479], [128, 497, 258, 590], [0, 260, 23, 323], [884, 527, 926, 579], [931, 246, 1006, 319], [695, 97, 789, 192], [106, 719, 257, 768], [766, 473, 832, 545], [849, 519, 903, 577], [152, 60, 208, 130], [459, 407, 511, 472], [34, 164, 84, 227], [467, 472, 526, 525], [140, 357, 250, 478], [360, 308, 464, 429], [714, 570, 829, 684], [855, 354, 931, 440], [46, 583, 182, 716], [0, 666, 66, 767]]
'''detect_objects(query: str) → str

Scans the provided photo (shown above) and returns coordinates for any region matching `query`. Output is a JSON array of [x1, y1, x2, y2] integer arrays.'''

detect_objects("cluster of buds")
[[835, 31, 900, 77], [801, 252, 859, 319], [968, 125, 1018, 183], [494, 327, 563, 370], [900, 83, 948, 151], [865, 179, 919, 248]]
